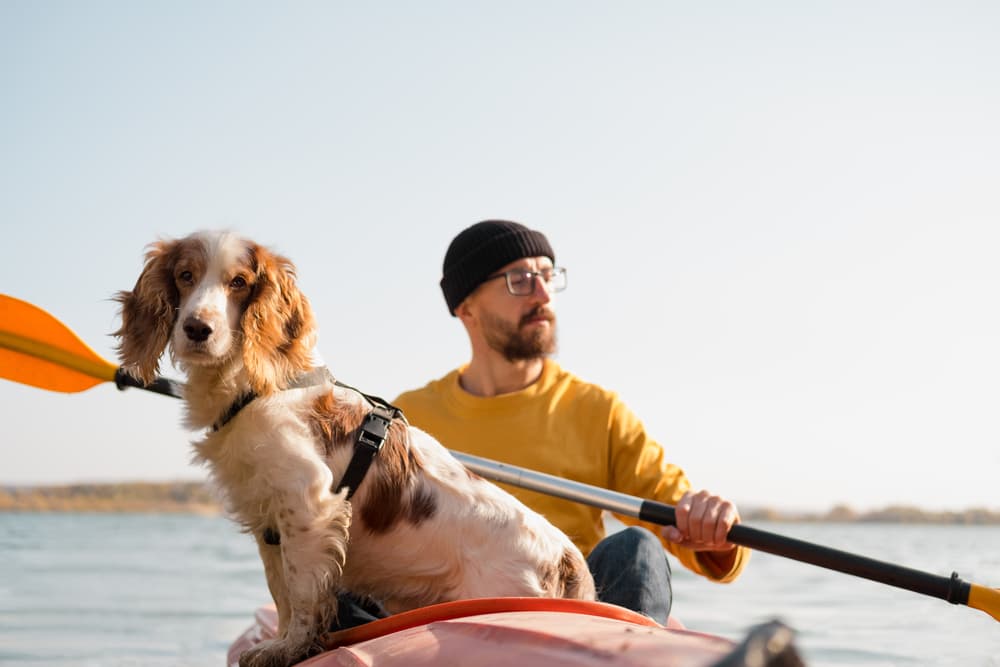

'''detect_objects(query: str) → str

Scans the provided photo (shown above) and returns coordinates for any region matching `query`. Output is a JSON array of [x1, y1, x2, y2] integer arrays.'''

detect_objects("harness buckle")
[[357, 409, 392, 451]]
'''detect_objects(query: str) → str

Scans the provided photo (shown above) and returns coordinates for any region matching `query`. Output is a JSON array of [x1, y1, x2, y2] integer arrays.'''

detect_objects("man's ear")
[[455, 296, 475, 323]]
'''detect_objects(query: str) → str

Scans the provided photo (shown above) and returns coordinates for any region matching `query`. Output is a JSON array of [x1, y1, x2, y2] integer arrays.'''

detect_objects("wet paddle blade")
[[0, 294, 118, 393]]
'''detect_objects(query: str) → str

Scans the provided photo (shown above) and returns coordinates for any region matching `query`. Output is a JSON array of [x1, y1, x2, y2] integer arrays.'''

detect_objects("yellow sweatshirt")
[[393, 359, 748, 583]]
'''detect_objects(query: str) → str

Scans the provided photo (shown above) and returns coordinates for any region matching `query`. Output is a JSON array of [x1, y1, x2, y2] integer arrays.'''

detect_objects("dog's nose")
[[183, 317, 213, 342]]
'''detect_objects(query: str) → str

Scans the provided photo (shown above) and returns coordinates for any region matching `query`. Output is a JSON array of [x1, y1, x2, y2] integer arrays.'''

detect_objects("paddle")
[[452, 452, 1000, 623], [2, 292, 998, 623], [0, 294, 182, 398]]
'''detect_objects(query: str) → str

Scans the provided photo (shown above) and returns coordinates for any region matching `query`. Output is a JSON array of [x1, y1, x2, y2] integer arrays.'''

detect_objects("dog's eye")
[[230, 276, 248, 290], [177, 271, 194, 284]]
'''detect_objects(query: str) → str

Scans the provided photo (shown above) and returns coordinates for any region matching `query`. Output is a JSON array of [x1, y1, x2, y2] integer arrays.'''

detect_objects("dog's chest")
[[195, 409, 327, 512]]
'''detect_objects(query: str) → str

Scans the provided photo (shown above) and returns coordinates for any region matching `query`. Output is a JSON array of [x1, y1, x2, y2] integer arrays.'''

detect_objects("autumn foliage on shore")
[[0, 481, 220, 514]]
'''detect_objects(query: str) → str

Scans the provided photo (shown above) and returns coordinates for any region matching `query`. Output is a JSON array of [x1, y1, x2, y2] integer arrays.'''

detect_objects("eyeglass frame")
[[482, 266, 568, 296]]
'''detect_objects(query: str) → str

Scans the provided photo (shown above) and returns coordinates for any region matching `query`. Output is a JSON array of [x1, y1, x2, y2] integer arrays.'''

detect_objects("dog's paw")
[[238, 638, 323, 667]]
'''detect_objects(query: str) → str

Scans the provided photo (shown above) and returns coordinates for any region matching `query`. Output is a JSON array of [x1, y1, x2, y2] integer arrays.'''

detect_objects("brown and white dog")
[[113, 230, 595, 667]]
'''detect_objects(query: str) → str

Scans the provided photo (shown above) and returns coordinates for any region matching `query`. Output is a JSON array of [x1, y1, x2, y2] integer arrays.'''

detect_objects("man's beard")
[[481, 306, 557, 362]]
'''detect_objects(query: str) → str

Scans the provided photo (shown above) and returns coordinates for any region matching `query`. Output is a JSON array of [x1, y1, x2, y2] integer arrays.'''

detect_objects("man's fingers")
[[661, 525, 683, 543], [674, 491, 693, 527], [686, 494, 710, 543], [714, 504, 739, 544], [666, 490, 741, 550]]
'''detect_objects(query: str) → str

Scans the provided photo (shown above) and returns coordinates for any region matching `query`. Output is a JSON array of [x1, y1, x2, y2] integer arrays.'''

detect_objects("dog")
[[113, 230, 595, 667]]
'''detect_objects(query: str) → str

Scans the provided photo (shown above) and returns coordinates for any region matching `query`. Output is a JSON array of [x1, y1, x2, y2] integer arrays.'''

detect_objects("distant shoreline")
[[741, 503, 1000, 525], [0, 481, 221, 515], [2, 481, 998, 524]]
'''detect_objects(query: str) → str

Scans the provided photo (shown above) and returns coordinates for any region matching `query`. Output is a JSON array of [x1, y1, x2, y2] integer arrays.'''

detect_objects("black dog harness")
[[211, 367, 335, 432], [211, 368, 403, 546]]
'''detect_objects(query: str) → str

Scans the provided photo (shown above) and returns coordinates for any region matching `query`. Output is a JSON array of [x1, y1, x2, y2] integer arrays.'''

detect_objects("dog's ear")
[[242, 244, 316, 394], [113, 239, 180, 385]]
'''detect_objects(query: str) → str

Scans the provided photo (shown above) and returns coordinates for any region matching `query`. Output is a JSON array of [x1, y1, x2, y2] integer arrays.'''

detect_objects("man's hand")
[[660, 489, 740, 552]]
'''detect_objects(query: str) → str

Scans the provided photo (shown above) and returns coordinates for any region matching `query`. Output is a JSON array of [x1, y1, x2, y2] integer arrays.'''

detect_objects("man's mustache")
[[519, 307, 556, 327]]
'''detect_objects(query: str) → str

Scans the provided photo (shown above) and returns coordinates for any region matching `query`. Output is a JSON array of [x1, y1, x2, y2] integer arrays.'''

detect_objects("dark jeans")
[[586, 526, 672, 624]]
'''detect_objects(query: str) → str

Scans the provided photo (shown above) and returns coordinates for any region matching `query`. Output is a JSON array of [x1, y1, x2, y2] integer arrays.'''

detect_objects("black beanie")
[[440, 220, 555, 315]]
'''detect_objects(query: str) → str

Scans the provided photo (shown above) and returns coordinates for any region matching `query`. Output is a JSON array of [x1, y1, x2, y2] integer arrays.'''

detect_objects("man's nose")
[[531, 275, 553, 303]]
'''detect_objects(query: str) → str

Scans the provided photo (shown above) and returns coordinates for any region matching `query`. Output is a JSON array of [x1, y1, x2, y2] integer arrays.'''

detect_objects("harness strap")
[[212, 392, 256, 432], [330, 379, 404, 498], [335, 403, 397, 498], [211, 367, 334, 432], [250, 374, 403, 547]]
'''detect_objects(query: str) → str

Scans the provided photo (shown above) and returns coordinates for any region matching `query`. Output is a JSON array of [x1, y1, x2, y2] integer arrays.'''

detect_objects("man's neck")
[[459, 355, 545, 397]]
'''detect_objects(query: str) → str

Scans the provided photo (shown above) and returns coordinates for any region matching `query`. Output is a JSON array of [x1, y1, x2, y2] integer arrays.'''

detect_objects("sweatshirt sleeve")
[[606, 398, 749, 583]]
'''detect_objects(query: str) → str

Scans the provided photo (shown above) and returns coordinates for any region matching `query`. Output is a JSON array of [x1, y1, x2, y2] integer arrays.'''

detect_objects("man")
[[393, 220, 749, 623]]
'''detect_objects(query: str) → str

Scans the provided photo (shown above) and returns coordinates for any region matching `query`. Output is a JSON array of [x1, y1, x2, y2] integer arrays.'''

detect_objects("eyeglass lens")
[[507, 268, 566, 295]]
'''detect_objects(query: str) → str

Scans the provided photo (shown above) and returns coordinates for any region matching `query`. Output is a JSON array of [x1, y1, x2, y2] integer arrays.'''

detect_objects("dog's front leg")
[[255, 535, 291, 636], [239, 488, 352, 667]]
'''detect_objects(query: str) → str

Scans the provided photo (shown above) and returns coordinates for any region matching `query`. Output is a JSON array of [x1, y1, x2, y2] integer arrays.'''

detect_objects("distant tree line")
[[743, 503, 1000, 525], [0, 481, 221, 513]]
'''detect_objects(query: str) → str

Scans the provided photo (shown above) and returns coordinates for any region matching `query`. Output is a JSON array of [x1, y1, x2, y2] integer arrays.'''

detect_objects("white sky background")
[[1, 2, 998, 512]]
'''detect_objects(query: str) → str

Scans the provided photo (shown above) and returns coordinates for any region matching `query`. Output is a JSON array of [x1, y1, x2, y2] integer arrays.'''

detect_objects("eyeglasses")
[[484, 267, 568, 296]]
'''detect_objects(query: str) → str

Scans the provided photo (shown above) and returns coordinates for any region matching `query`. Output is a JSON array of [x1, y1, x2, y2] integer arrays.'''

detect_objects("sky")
[[1, 2, 998, 513]]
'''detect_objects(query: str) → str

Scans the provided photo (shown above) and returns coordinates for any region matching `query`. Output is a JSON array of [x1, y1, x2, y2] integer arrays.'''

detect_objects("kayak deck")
[[228, 598, 732, 667]]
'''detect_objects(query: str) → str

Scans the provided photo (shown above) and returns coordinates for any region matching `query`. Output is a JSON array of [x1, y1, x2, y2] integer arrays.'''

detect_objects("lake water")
[[0, 513, 997, 666]]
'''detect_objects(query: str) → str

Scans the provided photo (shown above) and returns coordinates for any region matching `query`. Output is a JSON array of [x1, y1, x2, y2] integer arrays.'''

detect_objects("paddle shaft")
[[450, 451, 973, 608], [113, 368, 185, 398]]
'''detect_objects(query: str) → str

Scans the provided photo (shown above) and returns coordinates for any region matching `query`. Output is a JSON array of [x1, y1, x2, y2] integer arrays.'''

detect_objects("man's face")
[[462, 256, 558, 362]]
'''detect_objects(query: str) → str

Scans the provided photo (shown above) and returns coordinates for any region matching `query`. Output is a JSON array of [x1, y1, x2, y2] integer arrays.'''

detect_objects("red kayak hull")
[[228, 598, 732, 667]]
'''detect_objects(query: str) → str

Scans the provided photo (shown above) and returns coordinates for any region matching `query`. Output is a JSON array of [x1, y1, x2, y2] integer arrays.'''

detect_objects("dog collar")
[[211, 367, 333, 432]]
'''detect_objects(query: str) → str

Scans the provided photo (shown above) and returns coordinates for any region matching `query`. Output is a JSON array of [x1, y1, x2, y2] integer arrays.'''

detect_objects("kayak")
[[227, 597, 796, 667]]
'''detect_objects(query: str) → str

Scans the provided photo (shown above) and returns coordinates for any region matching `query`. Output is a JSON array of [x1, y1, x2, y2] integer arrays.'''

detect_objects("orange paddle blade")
[[969, 584, 1000, 622], [0, 294, 118, 393]]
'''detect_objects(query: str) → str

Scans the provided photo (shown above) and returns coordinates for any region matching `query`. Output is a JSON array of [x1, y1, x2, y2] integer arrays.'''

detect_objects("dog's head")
[[114, 230, 316, 394]]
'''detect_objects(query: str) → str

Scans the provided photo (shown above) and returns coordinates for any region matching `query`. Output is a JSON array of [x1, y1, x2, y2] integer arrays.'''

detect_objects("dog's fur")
[[113, 230, 595, 667]]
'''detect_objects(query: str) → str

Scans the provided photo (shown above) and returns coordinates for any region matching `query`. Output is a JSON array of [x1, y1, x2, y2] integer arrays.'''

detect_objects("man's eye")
[[230, 276, 247, 289], [509, 273, 531, 286]]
